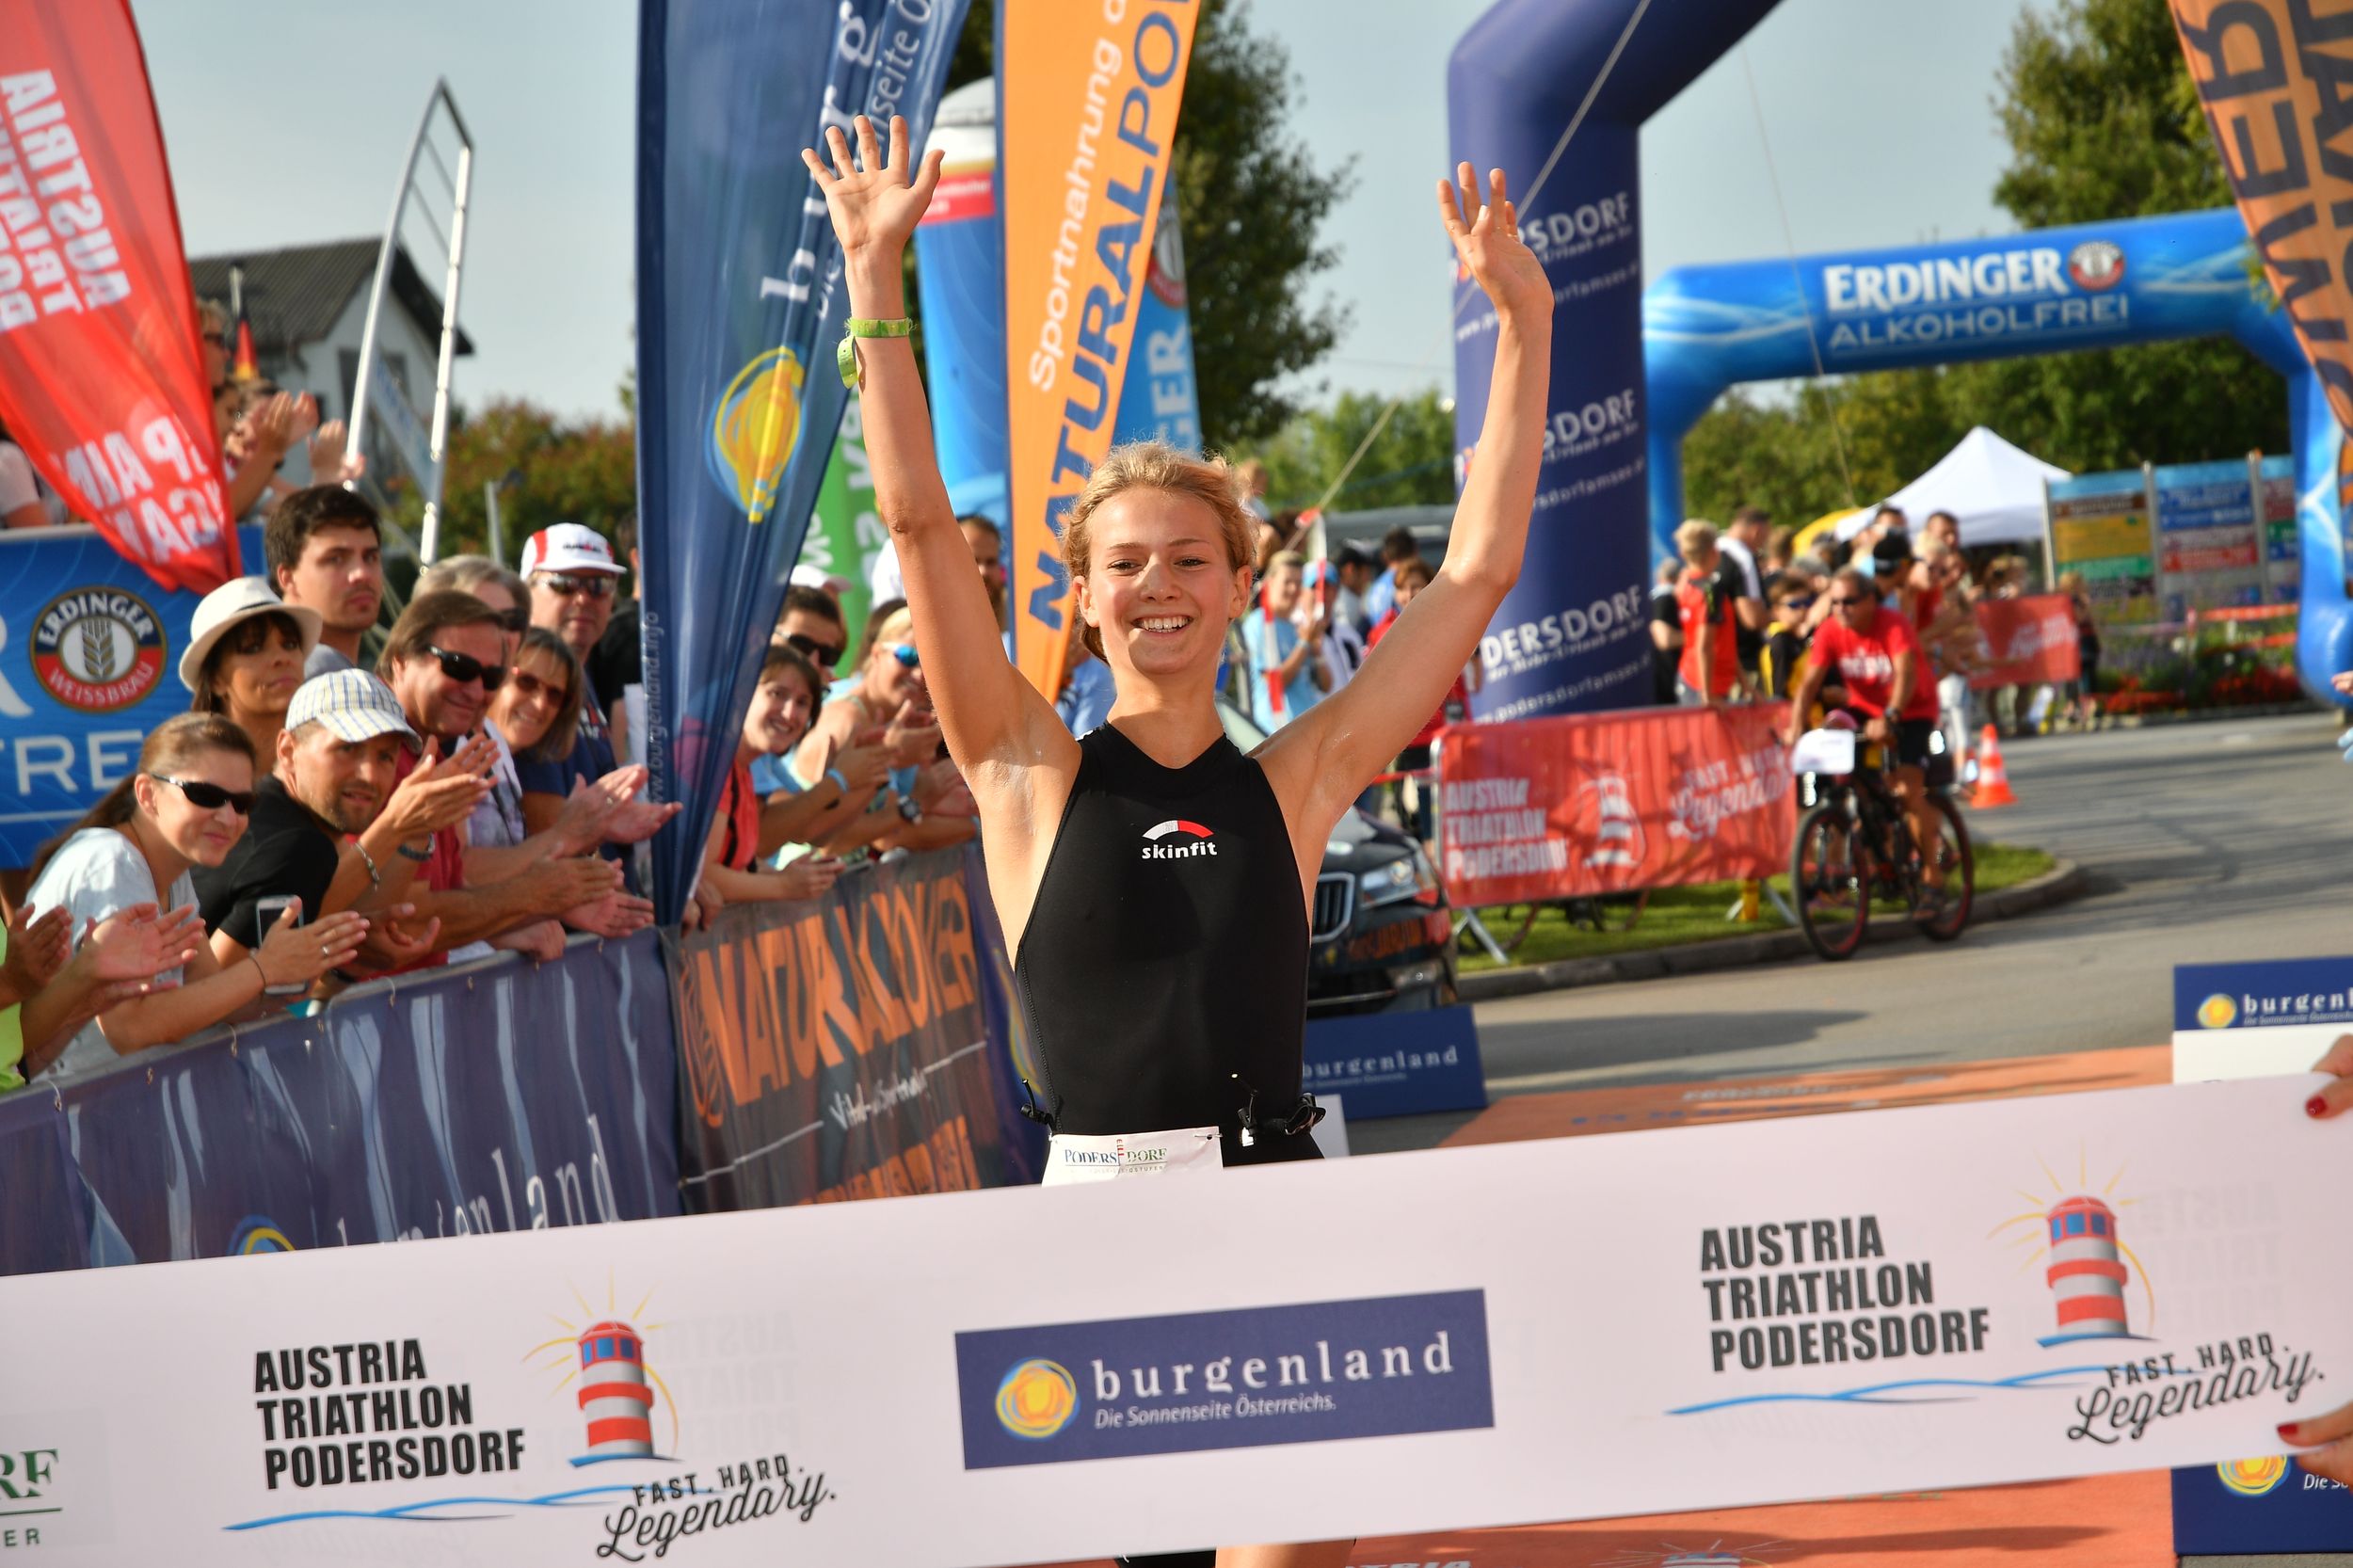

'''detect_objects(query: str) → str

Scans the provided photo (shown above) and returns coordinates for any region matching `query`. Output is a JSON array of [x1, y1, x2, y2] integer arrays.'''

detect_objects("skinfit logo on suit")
[[1140, 820, 1218, 859], [953, 1290, 1494, 1468]]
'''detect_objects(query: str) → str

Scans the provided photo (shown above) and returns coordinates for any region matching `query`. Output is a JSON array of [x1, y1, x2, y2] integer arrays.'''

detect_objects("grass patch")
[[1456, 842, 2057, 973]]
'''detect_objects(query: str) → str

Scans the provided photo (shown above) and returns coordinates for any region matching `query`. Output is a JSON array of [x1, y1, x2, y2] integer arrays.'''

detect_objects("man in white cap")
[[193, 669, 492, 980], [519, 523, 627, 838]]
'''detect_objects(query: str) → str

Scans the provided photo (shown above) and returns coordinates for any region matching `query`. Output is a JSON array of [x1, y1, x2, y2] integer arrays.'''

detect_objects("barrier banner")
[[2169, 957, 2353, 1550], [2171, 0, 2353, 430], [1000, 0, 1198, 696], [669, 847, 1023, 1210], [0, 934, 680, 1276], [633, 0, 966, 921], [5, 1076, 2346, 1561], [0, 522, 260, 867], [1967, 592, 2081, 692], [1437, 703, 1792, 907], [1304, 1003, 1487, 1120], [0, 0, 237, 592]]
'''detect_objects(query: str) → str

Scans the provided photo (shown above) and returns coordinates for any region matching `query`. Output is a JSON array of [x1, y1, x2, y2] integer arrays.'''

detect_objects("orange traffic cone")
[[1973, 725, 2017, 808]]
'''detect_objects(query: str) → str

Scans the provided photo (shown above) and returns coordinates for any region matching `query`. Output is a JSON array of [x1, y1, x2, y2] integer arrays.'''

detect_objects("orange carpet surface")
[[1041, 1047, 2184, 1568]]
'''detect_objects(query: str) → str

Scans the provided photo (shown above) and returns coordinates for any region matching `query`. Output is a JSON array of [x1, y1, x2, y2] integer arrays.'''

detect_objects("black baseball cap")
[[1871, 533, 1913, 571]]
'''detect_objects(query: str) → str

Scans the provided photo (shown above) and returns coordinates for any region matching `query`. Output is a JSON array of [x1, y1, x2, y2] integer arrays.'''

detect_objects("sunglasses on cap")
[[151, 775, 255, 815], [784, 632, 845, 666], [535, 574, 615, 600], [424, 645, 507, 691]]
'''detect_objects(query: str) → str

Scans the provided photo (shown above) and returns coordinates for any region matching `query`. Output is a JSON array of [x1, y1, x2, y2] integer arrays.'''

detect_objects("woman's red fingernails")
[[2280, 1421, 2301, 1441], [2308, 1096, 2329, 1118]]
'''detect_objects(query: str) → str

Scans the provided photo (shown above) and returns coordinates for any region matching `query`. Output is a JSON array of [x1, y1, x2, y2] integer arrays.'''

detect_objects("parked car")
[[1215, 701, 1459, 1016]]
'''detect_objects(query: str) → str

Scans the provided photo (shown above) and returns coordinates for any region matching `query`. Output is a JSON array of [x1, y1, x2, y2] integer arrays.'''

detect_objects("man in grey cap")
[[194, 669, 493, 981]]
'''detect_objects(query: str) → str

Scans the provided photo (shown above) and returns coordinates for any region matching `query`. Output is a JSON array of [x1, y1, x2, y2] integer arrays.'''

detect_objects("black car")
[[1215, 702, 1460, 1016]]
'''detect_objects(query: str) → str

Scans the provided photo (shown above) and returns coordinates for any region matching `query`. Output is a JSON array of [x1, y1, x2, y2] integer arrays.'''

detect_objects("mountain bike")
[[1788, 724, 1974, 962]]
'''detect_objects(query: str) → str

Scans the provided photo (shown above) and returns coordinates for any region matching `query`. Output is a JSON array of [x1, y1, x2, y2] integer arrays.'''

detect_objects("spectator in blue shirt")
[[1359, 524, 1422, 628], [1246, 552, 1329, 731]]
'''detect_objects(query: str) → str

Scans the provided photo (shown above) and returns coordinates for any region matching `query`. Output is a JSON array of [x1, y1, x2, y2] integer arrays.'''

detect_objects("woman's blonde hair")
[[1062, 440, 1258, 657]]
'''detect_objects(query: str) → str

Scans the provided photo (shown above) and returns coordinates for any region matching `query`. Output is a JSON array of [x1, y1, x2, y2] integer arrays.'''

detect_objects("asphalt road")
[[1360, 710, 2353, 1153]]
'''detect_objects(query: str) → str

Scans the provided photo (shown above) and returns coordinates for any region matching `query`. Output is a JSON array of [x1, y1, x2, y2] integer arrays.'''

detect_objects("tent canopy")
[[1835, 426, 2071, 548]]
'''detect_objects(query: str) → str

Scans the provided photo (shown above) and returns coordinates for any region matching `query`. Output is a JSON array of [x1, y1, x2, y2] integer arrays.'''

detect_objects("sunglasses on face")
[[887, 643, 920, 669], [785, 632, 845, 666], [151, 775, 254, 815], [536, 574, 615, 600], [201, 331, 227, 348], [507, 669, 568, 705], [1828, 596, 1864, 609], [424, 645, 506, 691]]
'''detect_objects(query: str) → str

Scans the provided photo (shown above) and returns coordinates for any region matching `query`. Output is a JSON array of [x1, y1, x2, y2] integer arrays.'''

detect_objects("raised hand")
[[801, 114, 943, 262], [90, 903, 205, 980], [883, 699, 942, 767], [379, 736, 497, 840], [254, 902, 369, 990], [561, 890, 656, 939], [1440, 164, 1550, 323], [349, 904, 441, 974], [550, 772, 621, 854], [590, 764, 681, 845], [829, 728, 894, 795], [1, 903, 71, 1002]]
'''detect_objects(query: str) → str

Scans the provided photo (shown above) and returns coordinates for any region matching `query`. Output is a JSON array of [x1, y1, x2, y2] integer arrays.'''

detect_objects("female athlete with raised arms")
[[805, 113, 1545, 1567]]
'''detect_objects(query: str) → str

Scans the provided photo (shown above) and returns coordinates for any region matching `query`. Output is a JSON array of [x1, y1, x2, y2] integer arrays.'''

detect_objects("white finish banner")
[[3, 1076, 2345, 1565]]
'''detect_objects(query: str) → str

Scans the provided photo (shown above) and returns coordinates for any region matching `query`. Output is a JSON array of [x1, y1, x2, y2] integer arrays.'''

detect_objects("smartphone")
[[253, 895, 311, 997]]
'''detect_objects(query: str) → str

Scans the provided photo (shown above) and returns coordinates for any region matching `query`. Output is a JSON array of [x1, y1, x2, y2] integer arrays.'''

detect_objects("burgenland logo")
[[707, 346, 806, 523], [995, 1358, 1079, 1440], [1141, 819, 1218, 859], [956, 1290, 1494, 1469], [31, 586, 165, 712], [2197, 993, 2238, 1029], [2217, 1455, 2290, 1496]]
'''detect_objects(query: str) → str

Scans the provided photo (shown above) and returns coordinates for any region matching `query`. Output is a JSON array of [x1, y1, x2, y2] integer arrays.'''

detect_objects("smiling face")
[[208, 614, 306, 721], [532, 571, 616, 657], [859, 609, 926, 712], [138, 745, 255, 868], [490, 642, 572, 754], [1073, 488, 1251, 681], [394, 619, 504, 741], [744, 665, 818, 756], [280, 724, 402, 836]]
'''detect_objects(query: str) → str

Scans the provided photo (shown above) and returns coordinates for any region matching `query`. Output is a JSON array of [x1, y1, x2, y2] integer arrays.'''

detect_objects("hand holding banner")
[[1000, 0, 1200, 696], [0, 0, 234, 592]]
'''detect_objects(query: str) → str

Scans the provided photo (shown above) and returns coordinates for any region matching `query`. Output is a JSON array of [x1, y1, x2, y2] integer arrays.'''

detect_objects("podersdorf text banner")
[[6, 1076, 2346, 1560], [0, 0, 236, 592], [634, 0, 965, 921]]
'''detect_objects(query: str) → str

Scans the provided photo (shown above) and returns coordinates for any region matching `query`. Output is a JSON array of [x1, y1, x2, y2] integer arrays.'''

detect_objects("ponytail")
[[27, 712, 254, 883]]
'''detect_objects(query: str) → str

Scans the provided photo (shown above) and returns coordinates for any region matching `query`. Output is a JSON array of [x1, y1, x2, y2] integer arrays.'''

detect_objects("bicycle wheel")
[[1916, 796, 1975, 941], [1791, 802, 1870, 961]]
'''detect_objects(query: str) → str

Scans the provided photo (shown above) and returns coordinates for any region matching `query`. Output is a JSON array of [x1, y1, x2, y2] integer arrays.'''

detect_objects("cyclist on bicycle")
[[1782, 567, 1944, 872]]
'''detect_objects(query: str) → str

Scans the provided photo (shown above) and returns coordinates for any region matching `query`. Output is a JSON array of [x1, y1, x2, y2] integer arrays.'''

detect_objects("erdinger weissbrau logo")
[[1141, 819, 1217, 859], [31, 587, 165, 712], [953, 1290, 1494, 1469]]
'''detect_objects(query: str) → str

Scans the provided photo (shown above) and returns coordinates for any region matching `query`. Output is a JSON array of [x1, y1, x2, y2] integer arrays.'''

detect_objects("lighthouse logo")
[[1575, 775, 1644, 869], [528, 1282, 680, 1464], [1990, 1150, 2156, 1347]]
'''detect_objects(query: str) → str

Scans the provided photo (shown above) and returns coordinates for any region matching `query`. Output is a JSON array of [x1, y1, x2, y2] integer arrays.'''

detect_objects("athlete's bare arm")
[[1260, 165, 1553, 867], [805, 115, 1080, 932]]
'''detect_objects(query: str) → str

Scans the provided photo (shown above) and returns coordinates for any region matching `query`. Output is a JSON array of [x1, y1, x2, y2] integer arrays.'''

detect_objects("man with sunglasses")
[[1783, 567, 1946, 875], [519, 525, 629, 843], [378, 592, 628, 966], [769, 584, 850, 674]]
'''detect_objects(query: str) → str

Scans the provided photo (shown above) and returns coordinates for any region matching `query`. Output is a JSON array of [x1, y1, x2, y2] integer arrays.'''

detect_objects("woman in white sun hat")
[[183, 576, 323, 763]]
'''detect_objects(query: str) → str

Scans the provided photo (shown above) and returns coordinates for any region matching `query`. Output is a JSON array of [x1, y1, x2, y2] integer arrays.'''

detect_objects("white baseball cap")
[[520, 522, 623, 578], [789, 562, 850, 595], [285, 668, 421, 747], [179, 576, 323, 692]]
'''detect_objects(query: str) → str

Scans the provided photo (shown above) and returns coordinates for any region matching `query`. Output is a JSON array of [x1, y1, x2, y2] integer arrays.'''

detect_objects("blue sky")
[[134, 0, 2047, 421]]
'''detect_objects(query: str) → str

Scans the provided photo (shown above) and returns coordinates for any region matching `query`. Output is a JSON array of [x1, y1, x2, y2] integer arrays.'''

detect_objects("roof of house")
[[187, 239, 475, 359]]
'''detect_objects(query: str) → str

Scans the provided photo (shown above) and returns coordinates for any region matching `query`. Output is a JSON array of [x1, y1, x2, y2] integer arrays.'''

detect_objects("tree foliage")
[[1242, 388, 1457, 513], [939, 0, 1352, 450], [387, 399, 637, 560], [1679, 0, 2288, 528]]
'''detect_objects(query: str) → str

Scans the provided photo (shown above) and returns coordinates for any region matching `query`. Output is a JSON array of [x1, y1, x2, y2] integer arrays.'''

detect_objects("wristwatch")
[[896, 794, 922, 824]]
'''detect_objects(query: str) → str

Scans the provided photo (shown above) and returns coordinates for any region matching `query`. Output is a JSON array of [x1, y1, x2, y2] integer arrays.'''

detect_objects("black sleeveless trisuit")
[[1014, 722, 1322, 1167]]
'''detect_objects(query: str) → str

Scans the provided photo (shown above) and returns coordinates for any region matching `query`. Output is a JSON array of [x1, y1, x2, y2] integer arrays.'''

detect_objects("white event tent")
[[1835, 426, 2072, 548]]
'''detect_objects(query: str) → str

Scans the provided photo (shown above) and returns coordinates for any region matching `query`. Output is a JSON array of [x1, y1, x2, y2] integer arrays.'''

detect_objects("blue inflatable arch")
[[1449, 0, 2349, 709], [1644, 208, 2352, 703]]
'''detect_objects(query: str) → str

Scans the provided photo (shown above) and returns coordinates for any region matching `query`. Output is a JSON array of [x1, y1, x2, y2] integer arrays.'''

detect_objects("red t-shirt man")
[[377, 742, 462, 970], [1809, 600, 1939, 723], [1675, 566, 1742, 701]]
